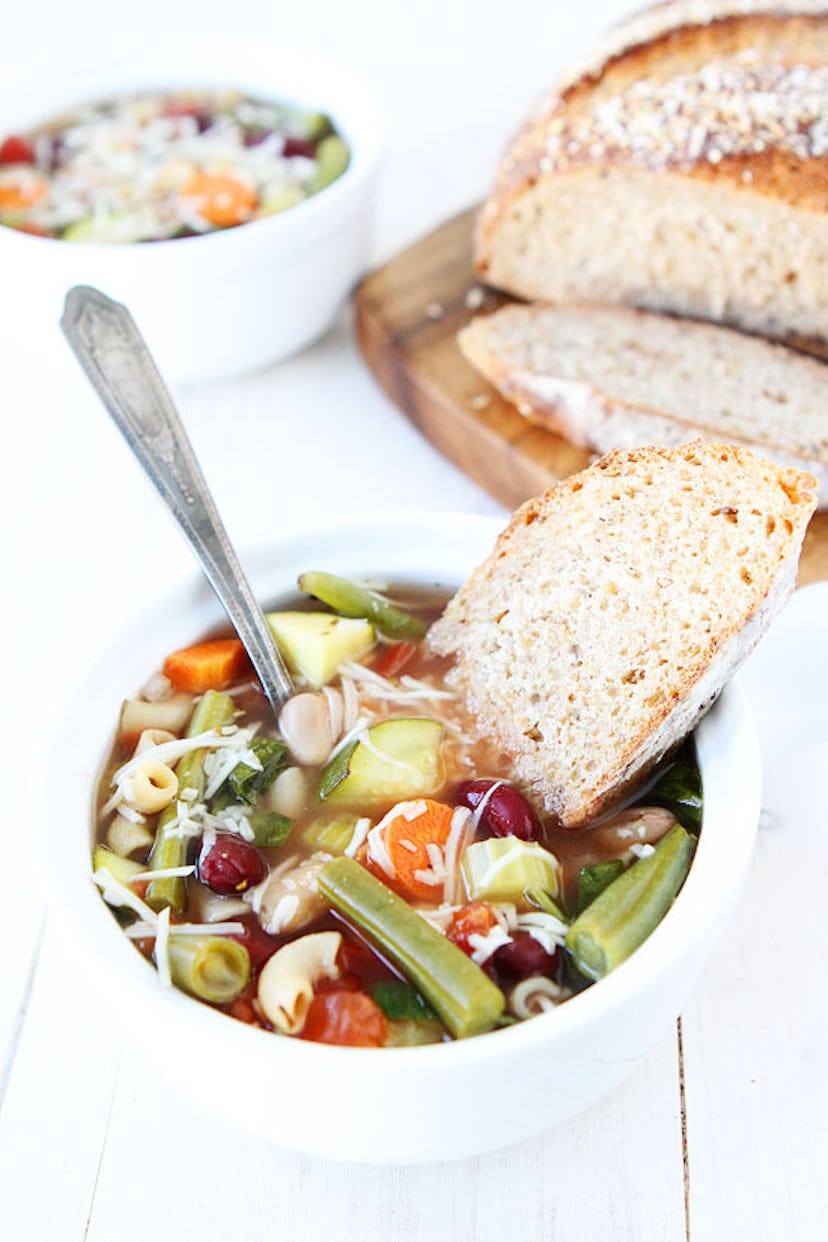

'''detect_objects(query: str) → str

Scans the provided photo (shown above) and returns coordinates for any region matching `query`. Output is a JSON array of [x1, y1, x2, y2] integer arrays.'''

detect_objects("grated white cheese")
[[510, 976, 567, 1019], [131, 864, 196, 882], [154, 906, 172, 988], [263, 893, 300, 934], [93, 869, 157, 923], [442, 806, 474, 904], [124, 920, 245, 939], [630, 842, 656, 859], [111, 726, 246, 788], [470, 780, 505, 831], [468, 923, 513, 965], [344, 817, 372, 859]]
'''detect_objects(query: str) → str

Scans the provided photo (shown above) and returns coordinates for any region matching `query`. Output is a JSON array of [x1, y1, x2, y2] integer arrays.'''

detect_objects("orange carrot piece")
[[0, 173, 48, 211], [163, 638, 250, 693], [368, 799, 456, 903], [180, 171, 257, 227]]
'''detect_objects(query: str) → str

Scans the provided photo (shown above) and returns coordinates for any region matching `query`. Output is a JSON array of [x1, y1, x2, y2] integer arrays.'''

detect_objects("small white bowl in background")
[[0, 42, 383, 384], [35, 513, 761, 1163]]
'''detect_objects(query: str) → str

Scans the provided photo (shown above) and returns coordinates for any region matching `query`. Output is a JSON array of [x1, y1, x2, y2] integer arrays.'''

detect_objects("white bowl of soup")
[[35, 513, 761, 1163], [0, 41, 383, 383]]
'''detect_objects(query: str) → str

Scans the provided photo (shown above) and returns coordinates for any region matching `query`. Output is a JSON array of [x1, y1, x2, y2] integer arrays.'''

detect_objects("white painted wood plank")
[[682, 587, 828, 1242], [80, 1028, 684, 1242], [0, 921, 124, 1242]]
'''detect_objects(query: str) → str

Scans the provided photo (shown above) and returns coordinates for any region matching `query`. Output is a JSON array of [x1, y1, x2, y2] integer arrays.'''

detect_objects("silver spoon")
[[61, 284, 293, 711]]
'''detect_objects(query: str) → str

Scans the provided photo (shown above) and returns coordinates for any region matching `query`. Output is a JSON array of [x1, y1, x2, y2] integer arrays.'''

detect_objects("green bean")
[[317, 858, 505, 1039], [565, 824, 696, 981], [211, 736, 288, 810], [167, 936, 250, 1004], [147, 690, 236, 912], [298, 572, 426, 640]]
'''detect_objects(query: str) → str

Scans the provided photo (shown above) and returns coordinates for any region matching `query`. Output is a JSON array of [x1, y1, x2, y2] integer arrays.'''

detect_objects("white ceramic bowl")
[[0, 42, 383, 384], [36, 513, 761, 1164]]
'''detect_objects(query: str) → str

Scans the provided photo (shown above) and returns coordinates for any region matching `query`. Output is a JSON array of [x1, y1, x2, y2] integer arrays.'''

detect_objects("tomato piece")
[[228, 919, 279, 972], [301, 990, 388, 1047], [446, 902, 499, 955], [373, 641, 417, 680], [0, 135, 35, 165]]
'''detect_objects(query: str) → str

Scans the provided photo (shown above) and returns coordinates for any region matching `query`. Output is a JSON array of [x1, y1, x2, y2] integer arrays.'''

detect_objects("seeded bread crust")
[[458, 303, 828, 505], [476, 6, 828, 342], [428, 443, 816, 827]]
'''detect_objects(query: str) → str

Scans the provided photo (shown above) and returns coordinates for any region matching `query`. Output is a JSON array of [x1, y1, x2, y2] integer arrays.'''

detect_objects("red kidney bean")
[[283, 136, 316, 159], [198, 834, 266, 895], [493, 933, 559, 981], [455, 780, 539, 841]]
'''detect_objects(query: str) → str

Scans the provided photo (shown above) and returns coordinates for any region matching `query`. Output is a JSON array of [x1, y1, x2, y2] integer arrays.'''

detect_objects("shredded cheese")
[[154, 906, 172, 988]]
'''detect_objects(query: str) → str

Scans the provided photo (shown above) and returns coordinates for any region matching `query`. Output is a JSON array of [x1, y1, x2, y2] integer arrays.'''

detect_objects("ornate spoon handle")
[[61, 285, 293, 710]]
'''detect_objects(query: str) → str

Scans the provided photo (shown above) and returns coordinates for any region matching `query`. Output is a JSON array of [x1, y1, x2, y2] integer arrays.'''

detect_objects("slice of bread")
[[458, 303, 828, 506], [428, 442, 816, 827]]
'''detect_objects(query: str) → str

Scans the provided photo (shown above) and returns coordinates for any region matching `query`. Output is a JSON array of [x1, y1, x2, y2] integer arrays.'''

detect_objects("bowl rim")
[[0, 38, 384, 255], [33, 510, 761, 1071]]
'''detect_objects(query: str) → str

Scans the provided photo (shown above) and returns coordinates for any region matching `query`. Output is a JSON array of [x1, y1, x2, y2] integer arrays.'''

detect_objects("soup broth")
[[92, 579, 700, 1046]]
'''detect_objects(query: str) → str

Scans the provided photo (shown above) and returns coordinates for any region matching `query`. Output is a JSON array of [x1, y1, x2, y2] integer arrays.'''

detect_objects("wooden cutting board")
[[354, 206, 828, 586]]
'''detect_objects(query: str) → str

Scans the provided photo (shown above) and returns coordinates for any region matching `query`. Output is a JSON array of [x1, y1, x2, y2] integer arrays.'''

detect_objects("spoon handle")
[[61, 285, 293, 710]]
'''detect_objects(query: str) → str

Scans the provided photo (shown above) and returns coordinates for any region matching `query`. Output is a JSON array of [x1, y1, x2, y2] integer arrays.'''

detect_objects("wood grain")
[[354, 207, 828, 586]]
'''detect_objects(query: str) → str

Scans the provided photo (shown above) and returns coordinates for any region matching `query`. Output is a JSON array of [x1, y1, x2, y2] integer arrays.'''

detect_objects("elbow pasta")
[[135, 727, 178, 755], [106, 812, 154, 858], [257, 931, 342, 1034], [125, 760, 179, 814]]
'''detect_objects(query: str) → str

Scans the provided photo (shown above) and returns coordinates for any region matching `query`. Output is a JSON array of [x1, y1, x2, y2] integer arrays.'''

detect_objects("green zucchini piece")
[[566, 823, 696, 981], [461, 838, 562, 904], [317, 718, 442, 804], [92, 846, 144, 888], [302, 813, 360, 854], [298, 572, 426, 640], [318, 858, 505, 1039], [211, 736, 288, 809]]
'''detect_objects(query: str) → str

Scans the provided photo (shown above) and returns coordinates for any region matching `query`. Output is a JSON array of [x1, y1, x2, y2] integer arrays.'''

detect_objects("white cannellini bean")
[[256, 855, 330, 935], [591, 806, 676, 854], [257, 931, 342, 1034], [278, 692, 336, 765], [265, 766, 308, 818]]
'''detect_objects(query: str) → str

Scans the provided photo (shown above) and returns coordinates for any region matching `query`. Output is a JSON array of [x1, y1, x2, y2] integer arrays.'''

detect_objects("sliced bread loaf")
[[458, 303, 828, 506], [428, 442, 815, 827], [477, 45, 828, 348]]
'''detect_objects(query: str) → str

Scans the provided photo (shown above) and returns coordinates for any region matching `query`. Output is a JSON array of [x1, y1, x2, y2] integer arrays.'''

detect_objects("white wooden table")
[[2, 3, 826, 1237]]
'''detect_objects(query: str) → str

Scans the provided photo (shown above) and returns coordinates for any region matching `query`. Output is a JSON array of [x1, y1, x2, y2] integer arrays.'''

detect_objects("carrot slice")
[[367, 799, 456, 902], [180, 171, 257, 227], [0, 173, 47, 211], [373, 641, 417, 680], [163, 638, 250, 693]]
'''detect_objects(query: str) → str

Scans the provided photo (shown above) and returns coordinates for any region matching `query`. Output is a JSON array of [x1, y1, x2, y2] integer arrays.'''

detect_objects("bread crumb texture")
[[429, 442, 815, 826]]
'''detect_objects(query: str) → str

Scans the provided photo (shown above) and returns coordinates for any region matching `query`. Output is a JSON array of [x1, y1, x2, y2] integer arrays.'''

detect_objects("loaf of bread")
[[428, 442, 816, 827], [458, 303, 828, 505], [476, 2, 828, 348]]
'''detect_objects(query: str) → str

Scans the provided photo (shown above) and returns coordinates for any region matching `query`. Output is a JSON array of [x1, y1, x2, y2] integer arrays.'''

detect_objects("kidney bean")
[[198, 834, 266, 895], [455, 780, 539, 841], [493, 933, 559, 981]]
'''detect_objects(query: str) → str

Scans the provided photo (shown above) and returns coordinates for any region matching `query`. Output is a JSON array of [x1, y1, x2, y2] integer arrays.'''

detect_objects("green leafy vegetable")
[[577, 860, 625, 913], [372, 980, 438, 1022], [644, 760, 703, 832]]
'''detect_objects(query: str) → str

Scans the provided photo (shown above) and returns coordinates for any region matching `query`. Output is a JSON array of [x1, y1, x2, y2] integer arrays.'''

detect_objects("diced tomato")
[[373, 641, 417, 679], [0, 135, 35, 165], [301, 990, 388, 1047], [446, 902, 499, 956], [12, 221, 52, 237]]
